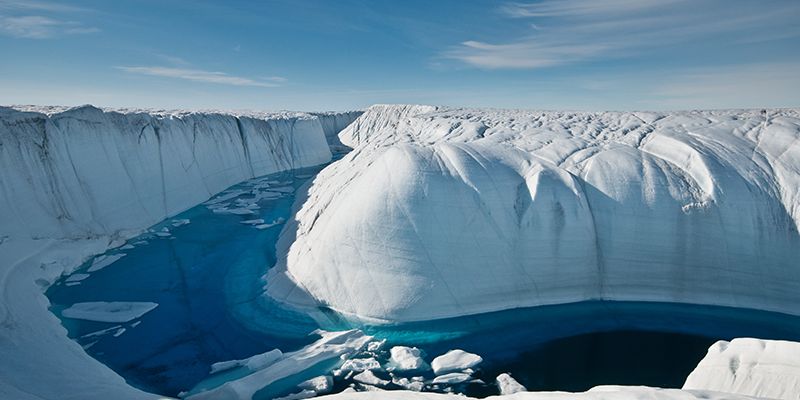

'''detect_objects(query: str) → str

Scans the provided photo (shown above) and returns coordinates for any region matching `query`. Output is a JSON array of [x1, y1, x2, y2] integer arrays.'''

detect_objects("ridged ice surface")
[[267, 105, 800, 322]]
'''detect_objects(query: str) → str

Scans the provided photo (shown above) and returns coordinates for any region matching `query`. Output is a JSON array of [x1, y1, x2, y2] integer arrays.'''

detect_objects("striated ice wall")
[[0, 105, 360, 240], [267, 105, 800, 322]]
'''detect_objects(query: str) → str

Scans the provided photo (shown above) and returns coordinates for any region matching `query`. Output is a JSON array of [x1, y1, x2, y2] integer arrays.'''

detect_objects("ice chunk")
[[352, 370, 389, 387], [87, 253, 126, 272], [187, 330, 372, 400], [65, 273, 90, 283], [392, 376, 425, 391], [171, 219, 191, 227], [210, 349, 283, 374], [366, 339, 386, 352], [61, 302, 158, 323], [496, 373, 526, 394], [239, 219, 265, 225], [432, 372, 473, 385], [431, 350, 482, 375], [388, 346, 429, 372], [339, 357, 381, 372], [298, 375, 333, 395]]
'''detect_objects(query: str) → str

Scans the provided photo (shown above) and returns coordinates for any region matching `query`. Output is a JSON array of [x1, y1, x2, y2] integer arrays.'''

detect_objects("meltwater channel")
[[46, 162, 800, 398]]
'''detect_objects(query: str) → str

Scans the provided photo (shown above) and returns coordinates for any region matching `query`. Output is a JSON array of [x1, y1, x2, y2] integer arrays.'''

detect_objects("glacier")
[[2, 103, 800, 400], [0, 105, 360, 240], [266, 104, 800, 322], [0, 105, 359, 400]]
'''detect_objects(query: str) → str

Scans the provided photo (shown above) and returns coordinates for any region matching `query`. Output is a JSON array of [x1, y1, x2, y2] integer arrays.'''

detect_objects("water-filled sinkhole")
[[46, 164, 800, 398]]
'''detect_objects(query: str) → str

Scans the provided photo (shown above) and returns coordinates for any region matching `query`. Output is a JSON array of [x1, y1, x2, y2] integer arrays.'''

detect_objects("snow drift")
[[267, 105, 800, 322]]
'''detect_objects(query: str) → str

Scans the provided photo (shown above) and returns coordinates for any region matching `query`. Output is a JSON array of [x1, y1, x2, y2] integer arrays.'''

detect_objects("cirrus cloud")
[[117, 66, 286, 88]]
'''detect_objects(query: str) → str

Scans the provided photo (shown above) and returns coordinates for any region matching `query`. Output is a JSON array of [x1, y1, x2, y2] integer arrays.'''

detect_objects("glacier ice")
[[0, 106, 360, 400], [0, 105, 360, 241], [267, 105, 800, 322], [683, 338, 800, 399]]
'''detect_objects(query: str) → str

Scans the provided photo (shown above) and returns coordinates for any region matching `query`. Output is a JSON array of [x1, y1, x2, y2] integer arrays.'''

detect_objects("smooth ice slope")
[[267, 105, 800, 322], [683, 338, 800, 399], [0, 105, 360, 240]]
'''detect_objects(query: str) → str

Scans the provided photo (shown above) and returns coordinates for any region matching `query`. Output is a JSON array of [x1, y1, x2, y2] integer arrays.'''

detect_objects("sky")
[[0, 0, 799, 111]]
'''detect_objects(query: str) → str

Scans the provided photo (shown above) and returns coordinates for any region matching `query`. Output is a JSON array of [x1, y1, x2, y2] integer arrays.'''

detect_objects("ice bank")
[[267, 105, 800, 322], [0, 105, 360, 400]]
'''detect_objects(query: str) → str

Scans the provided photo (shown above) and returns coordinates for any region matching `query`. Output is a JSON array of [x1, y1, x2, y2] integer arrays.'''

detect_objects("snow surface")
[[0, 105, 360, 400], [267, 105, 800, 322], [683, 338, 800, 400], [317, 387, 760, 399]]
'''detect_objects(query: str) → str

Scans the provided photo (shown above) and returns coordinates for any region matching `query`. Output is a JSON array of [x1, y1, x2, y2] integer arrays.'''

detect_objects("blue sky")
[[1, 0, 798, 111]]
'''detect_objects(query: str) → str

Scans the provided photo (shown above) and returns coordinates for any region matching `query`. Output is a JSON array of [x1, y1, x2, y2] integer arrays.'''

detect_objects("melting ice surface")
[[47, 162, 800, 399]]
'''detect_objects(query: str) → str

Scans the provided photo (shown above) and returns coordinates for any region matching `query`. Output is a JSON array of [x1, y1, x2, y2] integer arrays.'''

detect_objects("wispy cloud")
[[0, 15, 97, 38], [0, 0, 87, 13], [117, 66, 286, 88], [448, 0, 800, 69], [0, 0, 97, 38]]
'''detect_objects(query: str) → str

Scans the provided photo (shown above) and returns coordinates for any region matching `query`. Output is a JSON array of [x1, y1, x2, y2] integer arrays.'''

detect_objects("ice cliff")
[[267, 105, 800, 322], [0, 105, 360, 400], [0, 105, 361, 240]]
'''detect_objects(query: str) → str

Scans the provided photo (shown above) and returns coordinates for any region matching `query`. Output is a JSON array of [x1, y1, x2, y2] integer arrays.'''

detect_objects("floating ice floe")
[[210, 349, 282, 374], [339, 357, 381, 372], [61, 302, 158, 323], [388, 346, 429, 372], [65, 273, 90, 283], [353, 370, 390, 387], [432, 372, 474, 385], [188, 330, 372, 400], [431, 349, 482, 375], [87, 253, 126, 272], [171, 219, 191, 227]]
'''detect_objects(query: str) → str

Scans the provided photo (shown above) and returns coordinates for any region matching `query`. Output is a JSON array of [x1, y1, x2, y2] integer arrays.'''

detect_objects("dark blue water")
[[47, 163, 800, 398]]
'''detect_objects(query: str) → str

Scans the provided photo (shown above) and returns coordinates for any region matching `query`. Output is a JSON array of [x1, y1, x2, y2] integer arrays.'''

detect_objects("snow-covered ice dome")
[[267, 105, 800, 322]]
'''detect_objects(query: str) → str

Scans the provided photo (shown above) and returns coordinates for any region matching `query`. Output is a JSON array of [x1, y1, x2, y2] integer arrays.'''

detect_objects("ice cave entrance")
[[46, 164, 800, 398]]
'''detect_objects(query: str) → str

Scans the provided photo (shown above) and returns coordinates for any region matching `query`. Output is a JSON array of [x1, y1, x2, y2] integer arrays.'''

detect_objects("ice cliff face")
[[267, 105, 800, 322], [0, 105, 360, 240]]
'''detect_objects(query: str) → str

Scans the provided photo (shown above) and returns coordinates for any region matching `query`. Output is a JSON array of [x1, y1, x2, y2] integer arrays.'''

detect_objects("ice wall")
[[0, 105, 359, 241], [267, 105, 800, 322]]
